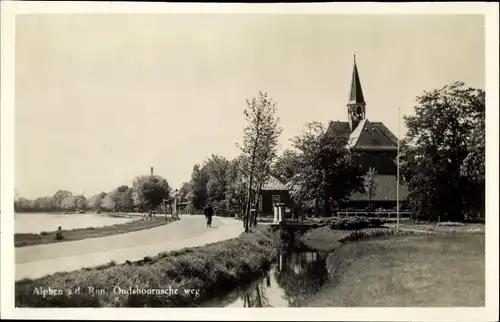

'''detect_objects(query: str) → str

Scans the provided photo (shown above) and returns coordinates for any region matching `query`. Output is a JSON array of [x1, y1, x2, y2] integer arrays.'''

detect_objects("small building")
[[256, 176, 292, 217]]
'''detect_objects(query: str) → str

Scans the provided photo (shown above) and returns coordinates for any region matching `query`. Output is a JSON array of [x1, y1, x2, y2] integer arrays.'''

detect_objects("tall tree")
[[290, 121, 364, 216], [133, 175, 171, 212], [400, 81, 485, 222], [238, 91, 282, 232]]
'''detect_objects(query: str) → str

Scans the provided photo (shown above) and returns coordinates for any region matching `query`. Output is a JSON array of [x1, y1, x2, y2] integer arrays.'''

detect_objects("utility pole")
[[396, 107, 401, 230]]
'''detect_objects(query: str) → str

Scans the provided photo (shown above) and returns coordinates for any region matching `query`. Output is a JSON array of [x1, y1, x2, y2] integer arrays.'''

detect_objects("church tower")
[[347, 55, 366, 131]]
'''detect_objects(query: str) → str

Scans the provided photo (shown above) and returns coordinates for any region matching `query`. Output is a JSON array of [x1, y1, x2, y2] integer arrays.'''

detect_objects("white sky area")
[[15, 14, 485, 198]]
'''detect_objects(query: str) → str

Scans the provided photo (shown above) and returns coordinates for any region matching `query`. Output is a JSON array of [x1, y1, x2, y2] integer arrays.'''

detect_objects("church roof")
[[348, 56, 366, 106], [326, 120, 398, 150], [348, 119, 398, 150]]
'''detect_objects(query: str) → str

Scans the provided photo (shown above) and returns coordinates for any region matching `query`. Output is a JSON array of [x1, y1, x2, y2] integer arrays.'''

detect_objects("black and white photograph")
[[1, 2, 498, 320]]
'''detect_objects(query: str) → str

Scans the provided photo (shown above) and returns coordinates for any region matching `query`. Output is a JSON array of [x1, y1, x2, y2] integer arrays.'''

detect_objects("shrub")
[[338, 228, 425, 243], [328, 216, 386, 230], [437, 222, 465, 227]]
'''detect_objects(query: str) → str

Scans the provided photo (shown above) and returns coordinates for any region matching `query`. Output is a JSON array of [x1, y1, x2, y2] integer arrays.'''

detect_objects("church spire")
[[348, 54, 366, 105], [347, 54, 366, 131]]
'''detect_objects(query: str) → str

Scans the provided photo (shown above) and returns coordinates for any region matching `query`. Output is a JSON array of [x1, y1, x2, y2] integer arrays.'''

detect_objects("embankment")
[[300, 221, 485, 307], [15, 225, 279, 307]]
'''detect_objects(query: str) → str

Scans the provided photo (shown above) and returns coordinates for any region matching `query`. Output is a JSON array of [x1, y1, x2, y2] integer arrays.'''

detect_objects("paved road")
[[16, 215, 241, 281]]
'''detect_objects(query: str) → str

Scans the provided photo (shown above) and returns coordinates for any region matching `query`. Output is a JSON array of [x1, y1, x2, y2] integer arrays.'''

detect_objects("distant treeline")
[[15, 175, 173, 214]]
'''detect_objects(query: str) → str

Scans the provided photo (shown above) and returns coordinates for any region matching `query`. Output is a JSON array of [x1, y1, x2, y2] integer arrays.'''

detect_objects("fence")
[[336, 211, 412, 219]]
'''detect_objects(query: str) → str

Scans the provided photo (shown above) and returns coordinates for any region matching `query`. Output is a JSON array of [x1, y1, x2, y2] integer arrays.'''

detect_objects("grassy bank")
[[301, 225, 485, 307], [15, 216, 177, 247], [15, 226, 278, 307]]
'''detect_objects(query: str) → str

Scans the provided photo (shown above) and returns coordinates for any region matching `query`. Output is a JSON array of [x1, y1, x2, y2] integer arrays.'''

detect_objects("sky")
[[15, 14, 485, 199]]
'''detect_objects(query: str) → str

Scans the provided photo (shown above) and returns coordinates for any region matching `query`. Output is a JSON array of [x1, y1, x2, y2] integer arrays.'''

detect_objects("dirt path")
[[16, 215, 241, 281]]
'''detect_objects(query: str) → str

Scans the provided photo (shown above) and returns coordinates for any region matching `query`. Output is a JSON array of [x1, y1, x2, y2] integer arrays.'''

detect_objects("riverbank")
[[300, 225, 485, 307], [15, 216, 177, 247], [15, 225, 279, 307]]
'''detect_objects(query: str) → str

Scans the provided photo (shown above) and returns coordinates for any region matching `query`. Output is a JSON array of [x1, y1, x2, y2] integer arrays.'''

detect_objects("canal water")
[[203, 247, 329, 307]]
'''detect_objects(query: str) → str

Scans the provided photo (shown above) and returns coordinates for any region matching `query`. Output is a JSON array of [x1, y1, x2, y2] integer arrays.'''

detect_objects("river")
[[14, 213, 134, 234], [203, 246, 329, 307]]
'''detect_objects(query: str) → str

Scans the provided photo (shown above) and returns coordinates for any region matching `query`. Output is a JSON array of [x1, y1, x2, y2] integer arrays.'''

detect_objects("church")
[[326, 56, 409, 210]]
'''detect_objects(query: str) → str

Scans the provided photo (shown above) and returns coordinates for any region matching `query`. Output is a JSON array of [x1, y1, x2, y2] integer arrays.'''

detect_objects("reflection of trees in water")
[[274, 251, 328, 307], [242, 272, 271, 307], [239, 251, 328, 307]]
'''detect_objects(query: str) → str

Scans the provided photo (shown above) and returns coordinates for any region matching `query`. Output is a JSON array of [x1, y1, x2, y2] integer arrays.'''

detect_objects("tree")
[[101, 193, 115, 211], [203, 154, 231, 206], [178, 182, 191, 203], [272, 149, 301, 183], [363, 167, 378, 212], [73, 195, 88, 211], [34, 196, 52, 212], [188, 164, 209, 211], [110, 186, 133, 212], [132, 175, 171, 212], [225, 156, 247, 214], [15, 197, 30, 212], [59, 195, 87, 212], [460, 95, 485, 217], [51, 190, 73, 211], [88, 192, 107, 211], [400, 81, 485, 222], [290, 121, 364, 217], [60, 196, 76, 211], [238, 91, 282, 232]]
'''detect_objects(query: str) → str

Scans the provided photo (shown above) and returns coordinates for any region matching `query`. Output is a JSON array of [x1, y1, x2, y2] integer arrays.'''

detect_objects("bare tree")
[[238, 91, 282, 232]]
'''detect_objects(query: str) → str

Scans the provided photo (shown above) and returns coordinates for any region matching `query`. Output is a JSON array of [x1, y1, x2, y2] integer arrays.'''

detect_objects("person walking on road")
[[204, 203, 214, 228]]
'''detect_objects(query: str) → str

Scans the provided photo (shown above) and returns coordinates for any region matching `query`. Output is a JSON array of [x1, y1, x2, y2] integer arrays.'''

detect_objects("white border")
[[1, 2, 498, 321]]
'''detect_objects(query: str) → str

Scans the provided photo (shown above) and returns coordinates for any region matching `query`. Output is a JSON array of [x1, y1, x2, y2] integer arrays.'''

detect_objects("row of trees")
[[15, 175, 173, 214]]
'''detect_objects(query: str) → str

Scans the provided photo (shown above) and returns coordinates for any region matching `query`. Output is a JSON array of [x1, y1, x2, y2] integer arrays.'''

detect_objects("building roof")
[[347, 119, 398, 150], [351, 174, 409, 201], [261, 176, 289, 191], [348, 56, 366, 106], [326, 120, 398, 151]]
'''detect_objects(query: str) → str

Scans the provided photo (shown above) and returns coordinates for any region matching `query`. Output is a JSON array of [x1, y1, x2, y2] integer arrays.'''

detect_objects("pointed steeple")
[[347, 54, 366, 132], [348, 54, 366, 105]]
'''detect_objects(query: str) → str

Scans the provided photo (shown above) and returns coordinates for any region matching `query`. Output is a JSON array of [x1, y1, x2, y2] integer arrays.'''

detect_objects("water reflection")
[[207, 249, 328, 307]]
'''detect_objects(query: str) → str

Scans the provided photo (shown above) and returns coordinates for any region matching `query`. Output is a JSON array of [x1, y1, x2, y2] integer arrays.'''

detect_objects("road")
[[15, 215, 242, 281]]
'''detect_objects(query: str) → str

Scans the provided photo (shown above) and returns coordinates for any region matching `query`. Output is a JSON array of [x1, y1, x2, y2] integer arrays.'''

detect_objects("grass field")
[[15, 226, 278, 307], [15, 216, 177, 247], [303, 230, 485, 307]]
